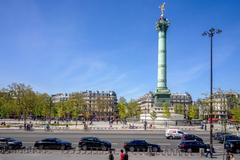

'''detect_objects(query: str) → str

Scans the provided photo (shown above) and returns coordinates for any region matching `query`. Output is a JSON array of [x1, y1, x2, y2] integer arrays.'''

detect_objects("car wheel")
[[152, 147, 158, 152], [101, 145, 107, 151], [187, 148, 192, 153], [39, 145, 44, 150], [169, 136, 173, 139], [60, 145, 65, 150], [129, 147, 135, 152], [236, 149, 240, 154], [82, 145, 87, 151], [8, 146, 13, 150]]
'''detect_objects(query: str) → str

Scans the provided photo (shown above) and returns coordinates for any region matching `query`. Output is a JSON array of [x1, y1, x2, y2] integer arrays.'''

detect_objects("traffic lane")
[[0, 131, 224, 151], [0, 139, 224, 152]]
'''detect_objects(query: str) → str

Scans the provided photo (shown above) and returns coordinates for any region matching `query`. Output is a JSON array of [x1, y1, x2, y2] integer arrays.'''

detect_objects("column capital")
[[156, 17, 170, 32]]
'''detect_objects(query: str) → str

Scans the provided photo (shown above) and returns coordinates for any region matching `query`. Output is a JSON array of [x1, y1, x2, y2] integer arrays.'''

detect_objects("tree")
[[7, 83, 35, 122], [162, 102, 171, 118], [230, 98, 240, 123], [127, 100, 141, 119], [69, 92, 86, 125], [150, 111, 157, 121], [231, 107, 240, 123], [55, 101, 65, 120], [174, 104, 184, 114], [32, 93, 51, 120], [188, 104, 199, 120], [117, 102, 127, 120]]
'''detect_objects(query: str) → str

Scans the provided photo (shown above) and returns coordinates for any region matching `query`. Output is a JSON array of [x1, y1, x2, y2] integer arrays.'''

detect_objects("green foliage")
[[117, 98, 141, 120], [188, 104, 199, 120], [174, 104, 184, 114], [70, 93, 86, 119], [162, 102, 171, 118], [150, 111, 157, 121], [230, 99, 240, 123], [231, 107, 240, 123], [117, 102, 127, 120], [127, 100, 141, 118]]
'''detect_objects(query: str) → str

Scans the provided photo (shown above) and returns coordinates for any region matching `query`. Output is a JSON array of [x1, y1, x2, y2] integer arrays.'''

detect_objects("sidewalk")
[[0, 119, 239, 133], [0, 151, 238, 160]]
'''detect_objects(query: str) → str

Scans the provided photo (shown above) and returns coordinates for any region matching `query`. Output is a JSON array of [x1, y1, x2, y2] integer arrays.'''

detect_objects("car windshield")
[[6, 138, 16, 142], [45, 138, 61, 142], [94, 137, 100, 141]]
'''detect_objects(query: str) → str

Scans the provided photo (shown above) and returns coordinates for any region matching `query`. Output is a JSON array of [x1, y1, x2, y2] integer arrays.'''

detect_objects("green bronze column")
[[154, 3, 171, 107], [156, 16, 169, 93]]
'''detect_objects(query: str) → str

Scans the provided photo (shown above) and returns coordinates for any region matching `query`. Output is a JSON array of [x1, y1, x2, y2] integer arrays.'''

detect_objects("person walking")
[[109, 150, 114, 160], [124, 151, 128, 160], [226, 151, 231, 160], [120, 149, 124, 160], [230, 153, 235, 160], [205, 145, 213, 158]]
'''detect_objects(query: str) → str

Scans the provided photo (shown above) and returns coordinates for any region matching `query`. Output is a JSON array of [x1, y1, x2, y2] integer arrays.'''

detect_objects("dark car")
[[34, 138, 72, 150], [213, 132, 231, 140], [124, 140, 160, 152], [181, 134, 203, 142], [224, 140, 240, 153], [218, 135, 240, 143], [0, 137, 23, 149], [178, 140, 213, 152], [78, 137, 111, 151]]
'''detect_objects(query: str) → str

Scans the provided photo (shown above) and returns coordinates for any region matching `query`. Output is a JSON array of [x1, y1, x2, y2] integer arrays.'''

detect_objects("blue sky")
[[0, 0, 240, 100]]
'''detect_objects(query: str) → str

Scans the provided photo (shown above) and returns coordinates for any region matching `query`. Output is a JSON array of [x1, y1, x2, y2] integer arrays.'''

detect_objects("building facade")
[[137, 92, 154, 114], [138, 92, 192, 115], [51, 91, 118, 119], [81, 90, 118, 118], [171, 92, 193, 118], [198, 91, 240, 120]]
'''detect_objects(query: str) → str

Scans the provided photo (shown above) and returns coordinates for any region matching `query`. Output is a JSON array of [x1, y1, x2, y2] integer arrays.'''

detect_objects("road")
[[1, 129, 239, 160], [0, 129, 224, 151]]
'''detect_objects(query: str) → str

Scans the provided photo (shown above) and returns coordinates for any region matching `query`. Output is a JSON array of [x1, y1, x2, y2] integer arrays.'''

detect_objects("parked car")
[[0, 137, 23, 149], [165, 129, 185, 139], [224, 140, 240, 153], [219, 135, 240, 143], [34, 138, 72, 150], [78, 137, 111, 151], [124, 140, 160, 152], [0, 141, 8, 150], [213, 132, 231, 140], [181, 134, 203, 142], [178, 140, 213, 152]]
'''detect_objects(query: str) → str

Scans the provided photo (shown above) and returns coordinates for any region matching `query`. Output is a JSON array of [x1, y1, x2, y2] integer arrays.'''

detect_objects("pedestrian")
[[226, 151, 231, 160], [205, 145, 213, 158], [109, 150, 114, 160], [120, 149, 124, 160], [204, 124, 207, 131], [124, 151, 128, 160], [230, 153, 235, 160]]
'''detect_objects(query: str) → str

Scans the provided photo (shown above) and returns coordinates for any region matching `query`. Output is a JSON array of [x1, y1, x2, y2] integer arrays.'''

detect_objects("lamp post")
[[202, 28, 222, 155], [144, 105, 147, 130]]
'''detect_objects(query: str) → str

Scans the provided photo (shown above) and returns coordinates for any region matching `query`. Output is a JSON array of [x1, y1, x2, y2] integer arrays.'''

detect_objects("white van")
[[165, 129, 185, 139]]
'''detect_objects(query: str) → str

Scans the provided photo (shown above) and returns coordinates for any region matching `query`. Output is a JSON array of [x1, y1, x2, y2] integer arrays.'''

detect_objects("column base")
[[154, 90, 171, 108]]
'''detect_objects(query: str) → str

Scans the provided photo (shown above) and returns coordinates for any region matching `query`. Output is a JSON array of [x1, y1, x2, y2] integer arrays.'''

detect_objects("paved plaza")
[[0, 151, 239, 160]]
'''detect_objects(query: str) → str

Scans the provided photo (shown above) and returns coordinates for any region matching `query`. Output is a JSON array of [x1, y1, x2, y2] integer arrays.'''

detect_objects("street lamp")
[[202, 27, 222, 155]]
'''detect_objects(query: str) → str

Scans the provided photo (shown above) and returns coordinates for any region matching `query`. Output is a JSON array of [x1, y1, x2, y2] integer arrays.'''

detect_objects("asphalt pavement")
[[0, 129, 239, 160], [0, 129, 224, 151]]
